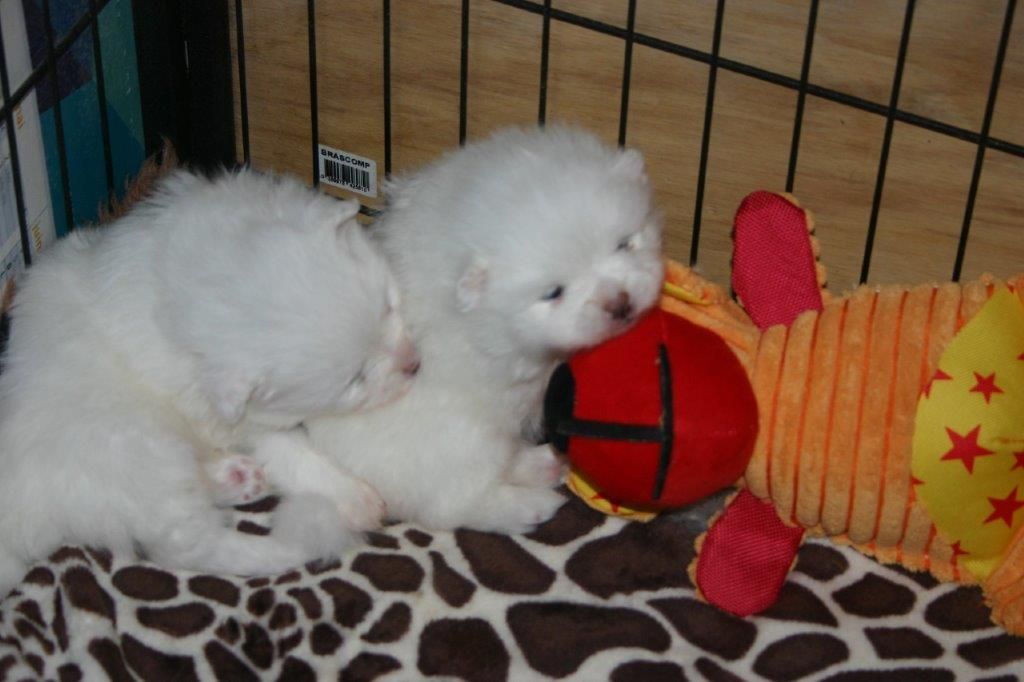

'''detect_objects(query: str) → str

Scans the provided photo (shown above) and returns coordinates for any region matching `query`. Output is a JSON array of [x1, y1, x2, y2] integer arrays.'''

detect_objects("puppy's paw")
[[506, 444, 568, 488], [272, 493, 360, 560], [334, 476, 387, 532], [476, 485, 566, 534], [207, 453, 269, 507]]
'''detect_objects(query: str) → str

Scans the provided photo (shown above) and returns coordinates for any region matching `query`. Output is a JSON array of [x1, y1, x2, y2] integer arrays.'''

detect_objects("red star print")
[[941, 425, 995, 473], [1013, 451, 1024, 471], [984, 487, 1024, 527], [1018, 351, 1024, 361], [922, 369, 952, 398], [969, 372, 1004, 403], [909, 475, 924, 502], [949, 540, 969, 566]]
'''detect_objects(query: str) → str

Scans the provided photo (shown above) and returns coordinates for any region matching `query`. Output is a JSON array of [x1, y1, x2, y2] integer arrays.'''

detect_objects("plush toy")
[[545, 191, 1024, 635]]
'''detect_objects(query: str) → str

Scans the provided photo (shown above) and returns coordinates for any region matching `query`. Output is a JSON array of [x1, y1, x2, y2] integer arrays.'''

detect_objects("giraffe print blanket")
[[1, 492, 1022, 681]]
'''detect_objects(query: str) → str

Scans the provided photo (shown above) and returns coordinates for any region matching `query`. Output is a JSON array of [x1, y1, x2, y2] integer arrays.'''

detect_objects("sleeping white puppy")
[[0, 169, 419, 597], [306, 126, 664, 533]]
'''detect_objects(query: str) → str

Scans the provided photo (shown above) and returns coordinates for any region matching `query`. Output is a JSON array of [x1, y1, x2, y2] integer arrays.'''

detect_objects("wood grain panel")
[[793, 98, 886, 295], [314, 2, 385, 201], [899, 0, 1005, 132], [551, 0, 626, 28], [230, 0, 312, 182], [868, 122, 976, 284], [720, 0, 809, 79], [545, 18, 622, 144], [698, 70, 797, 286], [810, 0, 902, 106], [390, 0, 461, 175], [229, 0, 1024, 287], [990, 6, 1024, 146], [466, 1, 542, 141], [960, 149, 1024, 281], [626, 45, 708, 264], [634, 0, 715, 51]]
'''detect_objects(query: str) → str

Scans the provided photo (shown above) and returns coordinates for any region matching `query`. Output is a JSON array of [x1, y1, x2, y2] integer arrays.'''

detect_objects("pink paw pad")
[[209, 455, 269, 506]]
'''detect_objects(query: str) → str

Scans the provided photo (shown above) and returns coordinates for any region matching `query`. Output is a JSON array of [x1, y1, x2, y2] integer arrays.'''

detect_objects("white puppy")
[[0, 169, 419, 596], [307, 126, 664, 533]]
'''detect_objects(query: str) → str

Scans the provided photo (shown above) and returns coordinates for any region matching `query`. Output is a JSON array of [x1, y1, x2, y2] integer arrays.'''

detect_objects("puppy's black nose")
[[603, 291, 633, 321]]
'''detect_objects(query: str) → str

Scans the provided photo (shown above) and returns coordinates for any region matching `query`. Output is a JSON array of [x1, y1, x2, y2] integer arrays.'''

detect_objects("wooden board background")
[[230, 0, 1023, 293]]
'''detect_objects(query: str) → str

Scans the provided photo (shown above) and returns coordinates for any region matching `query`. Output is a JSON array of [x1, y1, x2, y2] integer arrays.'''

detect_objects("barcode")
[[324, 159, 369, 193], [318, 144, 377, 197]]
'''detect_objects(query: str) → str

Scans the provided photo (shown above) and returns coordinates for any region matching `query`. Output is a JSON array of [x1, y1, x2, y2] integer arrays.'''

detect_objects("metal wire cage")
[[232, 0, 1023, 292], [1, 0, 1021, 292]]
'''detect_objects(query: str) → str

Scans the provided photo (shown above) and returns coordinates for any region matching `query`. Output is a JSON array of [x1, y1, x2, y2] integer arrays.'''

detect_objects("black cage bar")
[[1, 0, 1020, 283]]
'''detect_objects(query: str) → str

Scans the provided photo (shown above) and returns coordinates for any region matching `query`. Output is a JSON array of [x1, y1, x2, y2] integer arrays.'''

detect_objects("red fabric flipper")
[[732, 191, 823, 329], [696, 490, 805, 616], [695, 190, 825, 616]]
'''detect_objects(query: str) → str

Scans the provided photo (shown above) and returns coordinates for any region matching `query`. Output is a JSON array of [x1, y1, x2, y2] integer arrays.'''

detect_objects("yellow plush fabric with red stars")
[[913, 288, 1024, 581]]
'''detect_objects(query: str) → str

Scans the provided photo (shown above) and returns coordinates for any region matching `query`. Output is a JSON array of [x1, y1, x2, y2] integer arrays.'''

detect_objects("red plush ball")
[[544, 308, 759, 509]]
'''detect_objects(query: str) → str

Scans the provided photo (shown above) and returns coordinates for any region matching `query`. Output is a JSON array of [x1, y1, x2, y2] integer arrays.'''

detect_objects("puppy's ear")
[[200, 364, 259, 425], [456, 255, 489, 312], [614, 148, 646, 179]]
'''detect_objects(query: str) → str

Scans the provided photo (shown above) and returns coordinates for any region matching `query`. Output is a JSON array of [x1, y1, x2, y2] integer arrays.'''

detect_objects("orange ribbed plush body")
[[660, 258, 1024, 633]]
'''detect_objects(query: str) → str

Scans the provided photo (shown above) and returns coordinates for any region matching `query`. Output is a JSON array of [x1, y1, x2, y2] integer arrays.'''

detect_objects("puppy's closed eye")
[[540, 284, 564, 302], [616, 233, 638, 252]]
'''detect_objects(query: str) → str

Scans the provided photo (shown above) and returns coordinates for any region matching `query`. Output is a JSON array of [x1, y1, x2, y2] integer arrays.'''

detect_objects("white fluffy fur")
[[307, 126, 664, 533], [0, 169, 418, 596]]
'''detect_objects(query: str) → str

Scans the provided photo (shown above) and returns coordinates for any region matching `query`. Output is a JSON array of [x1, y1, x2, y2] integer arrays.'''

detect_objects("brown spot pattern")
[[508, 602, 670, 677], [820, 671, 954, 682], [957, 634, 1024, 669], [695, 657, 745, 682], [121, 633, 198, 682], [761, 582, 838, 626], [456, 530, 555, 594], [319, 577, 371, 627], [269, 603, 297, 630], [793, 544, 849, 580], [351, 553, 424, 592], [366, 532, 400, 549], [85, 547, 113, 573], [23, 567, 54, 586], [277, 628, 303, 658], [753, 633, 848, 681], [88, 638, 133, 682], [246, 588, 275, 617], [136, 603, 215, 637], [418, 618, 509, 682], [241, 623, 274, 669], [430, 551, 476, 607], [865, 627, 942, 659], [341, 652, 402, 681], [57, 662, 82, 682], [526, 497, 605, 545], [611, 660, 688, 682], [649, 597, 756, 660], [112, 566, 178, 601], [362, 602, 411, 643], [566, 518, 693, 597], [278, 657, 317, 681], [52, 590, 68, 651], [61, 567, 115, 623], [310, 622, 342, 655], [287, 587, 322, 620], [925, 586, 993, 631], [833, 573, 915, 617], [204, 640, 259, 682], [405, 529, 433, 547], [188, 575, 240, 606]]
